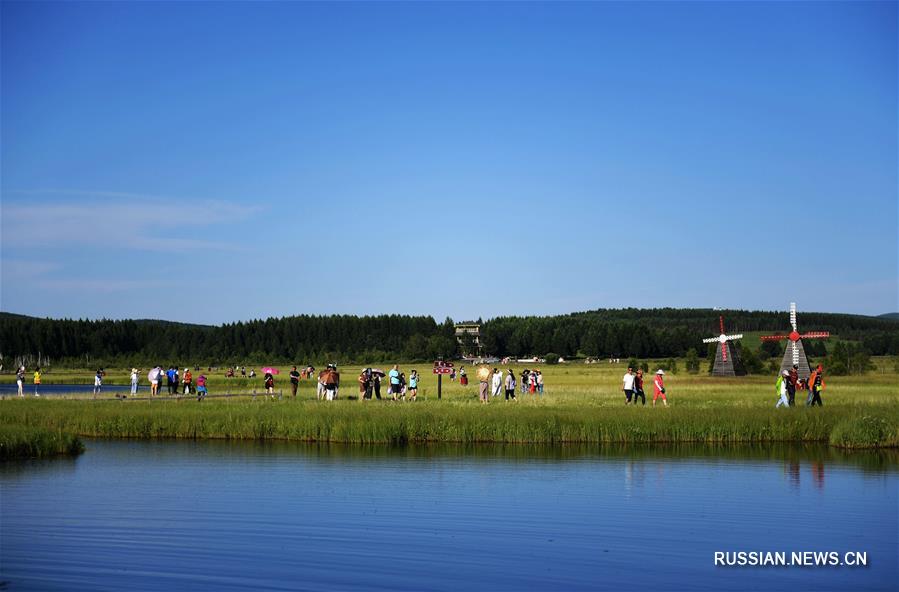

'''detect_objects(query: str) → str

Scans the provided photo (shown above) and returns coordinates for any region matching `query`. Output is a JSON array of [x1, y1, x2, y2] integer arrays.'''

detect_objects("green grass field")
[[2, 360, 897, 450]]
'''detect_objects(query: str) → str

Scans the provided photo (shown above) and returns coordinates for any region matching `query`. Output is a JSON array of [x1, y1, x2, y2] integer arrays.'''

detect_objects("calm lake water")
[[0, 384, 132, 397], [1, 441, 896, 591]]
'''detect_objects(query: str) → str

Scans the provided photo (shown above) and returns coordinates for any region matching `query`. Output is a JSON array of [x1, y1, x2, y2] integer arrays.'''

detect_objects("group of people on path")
[[314, 364, 341, 401], [622, 367, 668, 406], [356, 365, 420, 402], [13, 361, 831, 410], [143, 366, 207, 401], [519, 369, 544, 395], [474, 367, 547, 403], [14, 366, 41, 397], [775, 364, 825, 408]]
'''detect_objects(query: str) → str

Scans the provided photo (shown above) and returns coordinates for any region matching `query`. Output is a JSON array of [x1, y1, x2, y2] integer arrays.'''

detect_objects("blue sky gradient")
[[1, 1, 896, 323]]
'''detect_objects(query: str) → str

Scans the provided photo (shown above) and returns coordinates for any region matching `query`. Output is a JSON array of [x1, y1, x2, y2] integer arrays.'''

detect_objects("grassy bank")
[[1, 398, 897, 449], [0, 423, 85, 459], [3, 365, 897, 450]]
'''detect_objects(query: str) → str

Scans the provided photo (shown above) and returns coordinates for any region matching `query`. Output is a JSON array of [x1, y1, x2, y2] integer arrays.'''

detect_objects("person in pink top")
[[652, 369, 668, 407], [196, 374, 208, 402]]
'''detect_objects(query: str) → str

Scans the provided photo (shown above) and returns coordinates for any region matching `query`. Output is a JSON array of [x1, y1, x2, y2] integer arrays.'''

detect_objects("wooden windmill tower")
[[702, 316, 745, 376], [760, 302, 829, 379]]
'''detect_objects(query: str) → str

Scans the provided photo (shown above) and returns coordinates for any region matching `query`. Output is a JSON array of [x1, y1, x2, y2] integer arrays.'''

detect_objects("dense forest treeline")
[[0, 309, 897, 367]]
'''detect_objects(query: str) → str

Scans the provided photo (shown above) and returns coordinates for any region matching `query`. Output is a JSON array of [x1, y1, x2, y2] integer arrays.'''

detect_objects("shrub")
[[685, 349, 700, 374]]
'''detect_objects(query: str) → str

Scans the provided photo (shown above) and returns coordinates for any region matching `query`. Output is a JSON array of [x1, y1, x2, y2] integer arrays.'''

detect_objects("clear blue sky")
[[1, 1, 896, 324]]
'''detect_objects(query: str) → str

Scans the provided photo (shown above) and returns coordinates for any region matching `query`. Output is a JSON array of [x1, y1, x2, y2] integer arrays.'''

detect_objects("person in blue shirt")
[[408, 370, 419, 401], [388, 365, 401, 401], [166, 367, 176, 395]]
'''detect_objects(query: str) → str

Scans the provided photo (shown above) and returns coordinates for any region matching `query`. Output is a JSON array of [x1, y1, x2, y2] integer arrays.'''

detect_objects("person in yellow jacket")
[[33, 367, 42, 397]]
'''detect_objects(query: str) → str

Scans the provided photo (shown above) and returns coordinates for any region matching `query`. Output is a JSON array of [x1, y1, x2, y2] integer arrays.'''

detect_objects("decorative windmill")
[[702, 316, 745, 376], [760, 302, 829, 379]]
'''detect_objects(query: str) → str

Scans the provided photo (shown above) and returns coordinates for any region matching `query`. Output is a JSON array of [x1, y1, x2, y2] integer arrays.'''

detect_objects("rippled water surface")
[[1, 441, 896, 591]]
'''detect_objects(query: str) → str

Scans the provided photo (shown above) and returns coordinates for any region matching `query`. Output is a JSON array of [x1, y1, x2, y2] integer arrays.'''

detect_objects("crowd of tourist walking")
[[10, 360, 830, 409], [621, 366, 668, 406], [775, 364, 825, 408]]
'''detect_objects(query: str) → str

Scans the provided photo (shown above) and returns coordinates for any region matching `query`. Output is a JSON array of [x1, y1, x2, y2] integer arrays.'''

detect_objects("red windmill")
[[702, 316, 745, 376], [760, 302, 829, 379]]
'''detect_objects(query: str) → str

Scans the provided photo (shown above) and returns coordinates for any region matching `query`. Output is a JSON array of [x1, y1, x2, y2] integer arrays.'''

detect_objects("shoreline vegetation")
[[3, 365, 897, 454], [1, 399, 896, 450], [0, 423, 85, 459]]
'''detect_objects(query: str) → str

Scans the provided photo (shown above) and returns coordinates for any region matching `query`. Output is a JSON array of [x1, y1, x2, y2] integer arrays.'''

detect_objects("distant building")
[[454, 322, 481, 356]]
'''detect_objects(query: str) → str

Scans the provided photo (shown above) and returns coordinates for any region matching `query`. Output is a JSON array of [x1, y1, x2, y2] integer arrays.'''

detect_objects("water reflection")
[[786, 461, 801, 489], [105, 439, 893, 475], [1, 439, 895, 592], [812, 461, 825, 490]]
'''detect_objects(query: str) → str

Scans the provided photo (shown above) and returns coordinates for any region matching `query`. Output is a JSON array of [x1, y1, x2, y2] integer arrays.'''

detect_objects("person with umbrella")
[[477, 366, 490, 404], [368, 368, 385, 400], [316, 367, 327, 400], [148, 366, 162, 397], [322, 363, 340, 401], [264, 371, 275, 397], [262, 367, 279, 398]]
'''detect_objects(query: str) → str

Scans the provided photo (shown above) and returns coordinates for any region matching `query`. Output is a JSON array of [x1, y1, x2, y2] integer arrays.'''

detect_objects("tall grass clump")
[[0, 423, 85, 459], [830, 415, 899, 449]]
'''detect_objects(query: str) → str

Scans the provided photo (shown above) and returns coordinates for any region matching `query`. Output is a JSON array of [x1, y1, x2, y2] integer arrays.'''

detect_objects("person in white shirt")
[[16, 366, 25, 397], [491, 368, 503, 397], [622, 367, 636, 405], [130, 368, 139, 396], [504, 370, 516, 401]]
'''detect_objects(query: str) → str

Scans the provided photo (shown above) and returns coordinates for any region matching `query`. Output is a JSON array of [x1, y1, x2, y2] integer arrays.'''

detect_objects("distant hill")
[[877, 313, 899, 321], [0, 312, 212, 330]]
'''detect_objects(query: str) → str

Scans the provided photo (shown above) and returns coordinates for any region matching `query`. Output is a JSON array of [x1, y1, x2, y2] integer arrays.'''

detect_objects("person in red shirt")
[[787, 365, 799, 406], [652, 369, 668, 407], [633, 369, 646, 406]]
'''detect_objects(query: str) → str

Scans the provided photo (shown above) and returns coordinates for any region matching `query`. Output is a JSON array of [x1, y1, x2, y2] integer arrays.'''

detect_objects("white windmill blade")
[[790, 302, 797, 331], [702, 337, 718, 343], [792, 341, 799, 365], [724, 334, 743, 341]]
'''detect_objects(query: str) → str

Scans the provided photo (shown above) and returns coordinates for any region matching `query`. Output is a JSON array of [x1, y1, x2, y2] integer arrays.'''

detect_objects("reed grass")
[[0, 423, 85, 459], [3, 364, 897, 449], [1, 396, 896, 449]]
